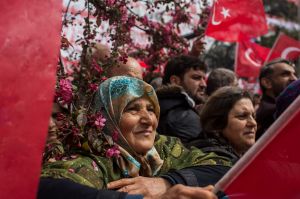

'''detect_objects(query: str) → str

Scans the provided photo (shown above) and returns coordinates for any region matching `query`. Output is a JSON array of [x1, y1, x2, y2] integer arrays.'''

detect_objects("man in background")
[[256, 58, 297, 139], [156, 55, 207, 145]]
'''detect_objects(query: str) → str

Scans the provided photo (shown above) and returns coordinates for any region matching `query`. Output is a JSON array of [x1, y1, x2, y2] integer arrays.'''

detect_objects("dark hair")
[[162, 55, 207, 84], [200, 86, 252, 134], [206, 68, 236, 96], [259, 58, 295, 93]]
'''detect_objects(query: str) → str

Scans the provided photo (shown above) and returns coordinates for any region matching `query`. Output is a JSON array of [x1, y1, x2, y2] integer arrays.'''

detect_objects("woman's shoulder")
[[41, 154, 118, 189], [154, 134, 234, 174]]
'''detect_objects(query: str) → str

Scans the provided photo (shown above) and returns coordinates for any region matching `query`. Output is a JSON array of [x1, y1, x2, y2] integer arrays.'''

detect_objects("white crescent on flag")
[[212, 2, 222, 25], [281, 47, 300, 59], [245, 48, 261, 67]]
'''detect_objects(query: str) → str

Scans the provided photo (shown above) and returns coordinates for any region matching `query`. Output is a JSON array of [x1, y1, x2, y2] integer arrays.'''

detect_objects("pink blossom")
[[105, 0, 115, 6], [141, 16, 149, 24], [57, 79, 73, 105], [120, 6, 128, 23], [112, 130, 119, 142], [91, 161, 99, 171], [95, 114, 106, 129], [89, 83, 98, 92], [101, 76, 108, 82], [92, 60, 104, 74], [106, 145, 120, 158]]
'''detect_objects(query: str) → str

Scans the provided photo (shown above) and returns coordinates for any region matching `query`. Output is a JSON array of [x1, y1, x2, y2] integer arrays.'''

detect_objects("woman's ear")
[[169, 75, 181, 85]]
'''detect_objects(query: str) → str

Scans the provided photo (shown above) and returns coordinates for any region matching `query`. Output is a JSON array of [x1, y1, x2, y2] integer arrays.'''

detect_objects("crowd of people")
[[38, 43, 299, 199]]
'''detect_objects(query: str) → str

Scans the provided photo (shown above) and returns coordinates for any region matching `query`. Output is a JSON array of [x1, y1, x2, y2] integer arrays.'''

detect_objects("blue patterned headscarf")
[[94, 76, 159, 125], [92, 76, 163, 177]]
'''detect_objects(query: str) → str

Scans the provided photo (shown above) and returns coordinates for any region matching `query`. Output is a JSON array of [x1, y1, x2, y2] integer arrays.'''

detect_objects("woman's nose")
[[140, 110, 152, 124], [247, 115, 257, 127]]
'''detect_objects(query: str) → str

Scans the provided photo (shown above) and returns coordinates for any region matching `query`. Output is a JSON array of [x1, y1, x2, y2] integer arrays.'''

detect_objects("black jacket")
[[38, 178, 142, 199], [156, 85, 202, 144], [256, 95, 276, 140]]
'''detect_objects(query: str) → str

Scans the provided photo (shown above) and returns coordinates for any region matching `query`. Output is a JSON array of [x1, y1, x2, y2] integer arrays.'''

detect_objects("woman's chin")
[[134, 143, 154, 155]]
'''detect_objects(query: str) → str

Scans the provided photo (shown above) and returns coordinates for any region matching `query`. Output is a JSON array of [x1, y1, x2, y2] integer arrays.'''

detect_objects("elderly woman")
[[189, 86, 257, 163], [41, 76, 232, 198]]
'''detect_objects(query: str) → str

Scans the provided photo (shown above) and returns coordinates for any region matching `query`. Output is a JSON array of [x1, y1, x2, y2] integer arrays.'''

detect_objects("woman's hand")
[[107, 176, 171, 198], [158, 184, 217, 199]]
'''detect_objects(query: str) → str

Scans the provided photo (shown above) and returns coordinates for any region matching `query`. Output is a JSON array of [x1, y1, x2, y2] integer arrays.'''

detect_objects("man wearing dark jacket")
[[256, 58, 297, 139], [156, 55, 207, 144]]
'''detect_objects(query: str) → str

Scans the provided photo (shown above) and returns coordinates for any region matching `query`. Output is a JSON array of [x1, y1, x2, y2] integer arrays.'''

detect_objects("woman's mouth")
[[134, 129, 153, 136]]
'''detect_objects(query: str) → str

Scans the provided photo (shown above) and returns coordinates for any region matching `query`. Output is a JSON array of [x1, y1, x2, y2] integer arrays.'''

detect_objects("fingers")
[[118, 184, 147, 196], [107, 178, 134, 189], [203, 185, 215, 192], [118, 185, 135, 193], [168, 185, 217, 199]]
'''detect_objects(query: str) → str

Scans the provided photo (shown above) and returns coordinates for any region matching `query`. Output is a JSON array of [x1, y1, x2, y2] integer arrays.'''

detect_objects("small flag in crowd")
[[266, 33, 300, 63], [235, 40, 270, 78], [205, 0, 268, 42]]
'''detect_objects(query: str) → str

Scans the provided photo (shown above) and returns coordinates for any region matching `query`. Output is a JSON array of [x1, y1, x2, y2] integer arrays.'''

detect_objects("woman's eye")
[[147, 107, 155, 113], [236, 114, 247, 119], [125, 106, 139, 113]]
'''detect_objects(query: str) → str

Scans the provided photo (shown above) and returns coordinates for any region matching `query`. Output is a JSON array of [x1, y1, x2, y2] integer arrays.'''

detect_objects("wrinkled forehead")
[[271, 62, 295, 75]]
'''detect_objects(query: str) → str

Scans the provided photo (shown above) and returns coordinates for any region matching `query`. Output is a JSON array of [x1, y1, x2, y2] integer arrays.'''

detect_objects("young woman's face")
[[119, 97, 158, 155], [222, 98, 257, 155]]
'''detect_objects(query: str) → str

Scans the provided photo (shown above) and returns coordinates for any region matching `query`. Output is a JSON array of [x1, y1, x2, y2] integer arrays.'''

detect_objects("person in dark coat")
[[188, 86, 257, 162], [256, 59, 297, 139], [156, 55, 207, 145]]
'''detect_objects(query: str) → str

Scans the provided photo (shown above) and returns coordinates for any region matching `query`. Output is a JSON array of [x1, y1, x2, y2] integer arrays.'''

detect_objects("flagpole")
[[234, 42, 239, 76], [264, 32, 282, 64]]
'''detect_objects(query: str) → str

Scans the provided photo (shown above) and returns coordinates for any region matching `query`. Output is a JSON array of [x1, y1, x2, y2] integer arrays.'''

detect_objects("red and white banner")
[[205, 0, 268, 42], [215, 96, 300, 198], [0, 0, 61, 198], [235, 40, 270, 78], [266, 33, 300, 63]]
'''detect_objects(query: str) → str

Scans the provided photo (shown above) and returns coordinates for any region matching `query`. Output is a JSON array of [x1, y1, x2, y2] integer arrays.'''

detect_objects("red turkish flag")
[[266, 33, 300, 63], [215, 96, 300, 198], [0, 0, 61, 198], [235, 40, 270, 78], [205, 0, 268, 42]]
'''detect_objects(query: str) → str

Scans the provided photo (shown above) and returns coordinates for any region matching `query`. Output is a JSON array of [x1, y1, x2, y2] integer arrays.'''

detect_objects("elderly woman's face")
[[119, 97, 158, 155], [222, 98, 257, 154]]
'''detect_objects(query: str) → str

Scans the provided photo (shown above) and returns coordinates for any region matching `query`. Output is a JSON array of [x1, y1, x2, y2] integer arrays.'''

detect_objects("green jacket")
[[41, 135, 232, 189]]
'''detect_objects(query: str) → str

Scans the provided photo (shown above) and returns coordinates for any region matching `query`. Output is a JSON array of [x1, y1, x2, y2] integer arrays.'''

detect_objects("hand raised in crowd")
[[157, 184, 217, 199], [190, 35, 205, 57], [107, 176, 171, 198]]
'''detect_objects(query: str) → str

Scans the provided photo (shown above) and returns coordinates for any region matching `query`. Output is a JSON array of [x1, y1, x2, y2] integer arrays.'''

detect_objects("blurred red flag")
[[205, 0, 268, 42], [235, 40, 270, 78], [0, 0, 61, 198], [266, 33, 300, 63], [215, 96, 300, 198]]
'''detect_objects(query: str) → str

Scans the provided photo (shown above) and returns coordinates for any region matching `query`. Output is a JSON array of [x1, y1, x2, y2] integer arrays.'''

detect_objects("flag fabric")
[[205, 0, 268, 42], [215, 96, 300, 199], [235, 40, 270, 78], [0, 0, 61, 198], [266, 33, 300, 63]]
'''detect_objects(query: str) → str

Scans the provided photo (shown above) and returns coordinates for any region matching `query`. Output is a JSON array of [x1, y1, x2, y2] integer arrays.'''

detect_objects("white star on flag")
[[221, 7, 230, 19]]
